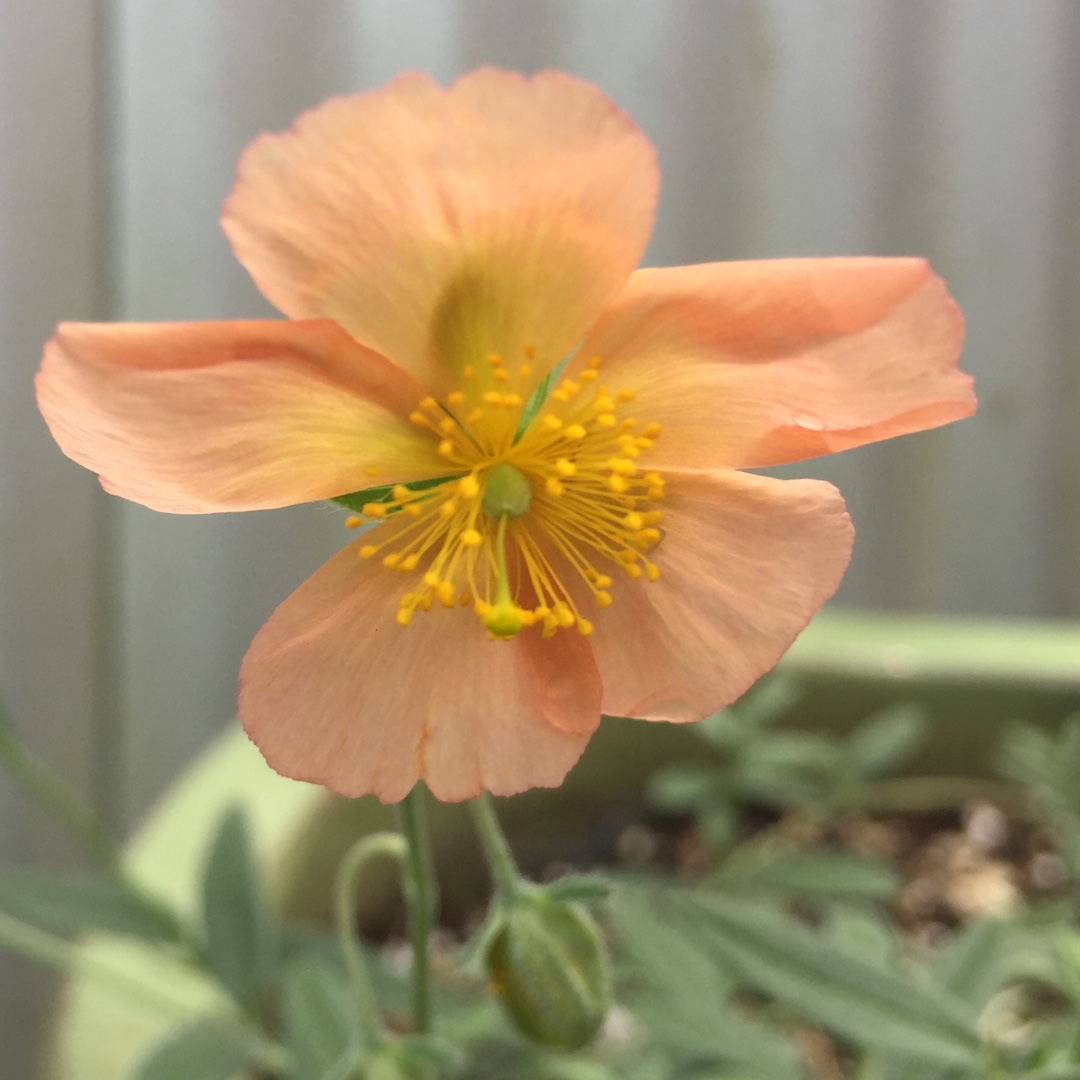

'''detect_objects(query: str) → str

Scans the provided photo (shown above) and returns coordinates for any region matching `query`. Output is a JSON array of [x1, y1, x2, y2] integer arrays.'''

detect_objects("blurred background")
[[1, 0, 1078, 1073]]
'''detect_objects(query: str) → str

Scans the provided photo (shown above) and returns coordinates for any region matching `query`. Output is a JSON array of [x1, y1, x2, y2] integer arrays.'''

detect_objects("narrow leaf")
[[132, 1021, 261, 1080], [644, 764, 720, 813], [0, 871, 182, 943], [676, 891, 981, 1066], [201, 807, 276, 1013], [848, 705, 927, 779], [282, 954, 360, 1080], [543, 875, 612, 902], [331, 473, 461, 515], [720, 853, 901, 901], [514, 348, 575, 440], [931, 918, 1011, 1006]]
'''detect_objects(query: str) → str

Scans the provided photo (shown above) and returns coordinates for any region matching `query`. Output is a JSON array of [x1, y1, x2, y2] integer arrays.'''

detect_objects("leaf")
[[675, 891, 981, 1067], [732, 676, 802, 731], [131, 1021, 261, 1080], [201, 807, 277, 1013], [332, 474, 461, 515], [282, 953, 360, 1080], [0, 871, 183, 943], [610, 885, 804, 1080], [514, 349, 575, 440], [847, 704, 927, 779], [644, 764, 720, 813], [543, 875, 612, 903], [720, 853, 901, 902], [931, 918, 1012, 1006]]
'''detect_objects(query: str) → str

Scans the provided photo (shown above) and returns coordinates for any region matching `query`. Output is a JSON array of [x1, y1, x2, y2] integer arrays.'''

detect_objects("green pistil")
[[481, 461, 532, 520]]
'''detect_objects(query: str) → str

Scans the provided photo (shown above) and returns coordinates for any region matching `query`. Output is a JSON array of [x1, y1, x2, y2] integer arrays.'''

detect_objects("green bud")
[[482, 461, 532, 519], [486, 891, 610, 1051]]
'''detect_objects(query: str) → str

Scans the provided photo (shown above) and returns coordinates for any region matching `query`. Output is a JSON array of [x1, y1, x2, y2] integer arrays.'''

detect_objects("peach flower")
[[37, 69, 974, 803]]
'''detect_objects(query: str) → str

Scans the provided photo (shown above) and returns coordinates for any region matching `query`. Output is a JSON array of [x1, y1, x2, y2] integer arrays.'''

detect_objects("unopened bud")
[[485, 891, 610, 1051]]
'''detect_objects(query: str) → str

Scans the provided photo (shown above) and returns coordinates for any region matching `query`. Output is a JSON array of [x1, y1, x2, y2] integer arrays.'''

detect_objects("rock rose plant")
[[36, 68, 974, 804]]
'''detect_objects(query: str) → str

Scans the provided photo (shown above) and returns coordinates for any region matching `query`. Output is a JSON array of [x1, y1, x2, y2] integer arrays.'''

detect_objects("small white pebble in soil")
[[946, 861, 1020, 918], [963, 801, 1008, 854]]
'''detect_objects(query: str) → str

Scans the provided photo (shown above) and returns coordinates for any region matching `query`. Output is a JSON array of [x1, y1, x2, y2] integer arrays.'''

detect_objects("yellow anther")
[[421, 396, 438, 411], [623, 512, 644, 530], [494, 368, 510, 384], [483, 602, 535, 639], [616, 388, 636, 403], [642, 422, 662, 439], [588, 355, 603, 369], [345, 515, 362, 529], [524, 345, 537, 359], [382, 553, 400, 568], [542, 614, 558, 638], [607, 458, 637, 476], [396, 608, 412, 627], [643, 511, 663, 525], [436, 582, 456, 607], [608, 474, 630, 493], [553, 602, 576, 629], [420, 595, 433, 611], [438, 439, 455, 457], [595, 590, 612, 607], [617, 548, 637, 564], [486, 352, 503, 367], [594, 574, 612, 589], [577, 618, 594, 636], [467, 408, 484, 425], [534, 605, 551, 619], [362, 502, 387, 518], [619, 418, 638, 431], [458, 474, 480, 498], [503, 393, 523, 407], [647, 486, 665, 499], [483, 391, 503, 405], [359, 545, 377, 559], [620, 444, 640, 458], [519, 363, 532, 380], [595, 396, 615, 414], [545, 477, 566, 497], [463, 364, 476, 379], [555, 458, 576, 477], [400, 553, 420, 571], [409, 410, 427, 425], [564, 423, 587, 440], [461, 529, 483, 548], [392, 485, 411, 502], [402, 503, 421, 517], [448, 390, 466, 407], [542, 414, 563, 432], [638, 527, 661, 546], [423, 571, 440, 588], [644, 471, 665, 487], [551, 388, 570, 403], [439, 499, 457, 519], [624, 562, 642, 579], [578, 368, 598, 383], [645, 562, 661, 582], [561, 380, 580, 397], [438, 416, 456, 434], [596, 413, 617, 428]]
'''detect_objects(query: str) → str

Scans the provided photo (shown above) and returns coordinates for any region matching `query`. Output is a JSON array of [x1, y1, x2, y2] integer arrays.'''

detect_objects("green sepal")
[[514, 348, 576, 441], [332, 474, 462, 516]]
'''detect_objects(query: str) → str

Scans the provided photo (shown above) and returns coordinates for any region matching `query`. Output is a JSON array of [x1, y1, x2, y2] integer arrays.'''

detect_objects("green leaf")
[[931, 918, 1012, 1006], [514, 349, 575, 440], [610, 885, 804, 1080], [543, 875, 612, 903], [719, 853, 901, 902], [331, 474, 461, 516], [282, 953, 360, 1080], [847, 704, 927, 779], [645, 764, 720, 813], [675, 891, 981, 1066], [732, 676, 802, 731], [131, 1021, 262, 1080], [201, 807, 276, 1013], [0, 871, 182, 943]]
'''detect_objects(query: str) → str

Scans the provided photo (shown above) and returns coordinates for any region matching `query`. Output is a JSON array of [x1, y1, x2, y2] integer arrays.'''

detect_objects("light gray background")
[[3, 1, 1078, 1074]]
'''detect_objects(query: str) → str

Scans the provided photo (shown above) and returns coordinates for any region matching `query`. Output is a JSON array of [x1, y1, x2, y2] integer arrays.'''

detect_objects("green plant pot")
[[43, 607, 1080, 1079]]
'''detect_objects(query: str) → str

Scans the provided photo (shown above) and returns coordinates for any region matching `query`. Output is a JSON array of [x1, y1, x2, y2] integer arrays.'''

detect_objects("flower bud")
[[485, 891, 610, 1051]]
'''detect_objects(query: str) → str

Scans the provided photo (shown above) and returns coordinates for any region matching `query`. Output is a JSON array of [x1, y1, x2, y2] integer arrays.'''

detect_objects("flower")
[[36, 69, 974, 804]]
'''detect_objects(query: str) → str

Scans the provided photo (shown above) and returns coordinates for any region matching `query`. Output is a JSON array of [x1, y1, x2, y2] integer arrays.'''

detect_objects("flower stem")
[[396, 785, 438, 1035], [334, 832, 406, 1048], [0, 695, 120, 873], [469, 793, 523, 899]]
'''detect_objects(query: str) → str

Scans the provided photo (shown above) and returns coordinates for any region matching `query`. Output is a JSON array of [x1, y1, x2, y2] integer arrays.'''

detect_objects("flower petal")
[[239, 541, 602, 803], [579, 258, 973, 470], [37, 319, 445, 513], [590, 470, 852, 722], [223, 68, 658, 393]]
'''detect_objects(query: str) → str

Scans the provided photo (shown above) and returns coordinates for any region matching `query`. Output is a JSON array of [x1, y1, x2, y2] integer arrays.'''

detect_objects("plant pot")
[[43, 607, 1080, 1079]]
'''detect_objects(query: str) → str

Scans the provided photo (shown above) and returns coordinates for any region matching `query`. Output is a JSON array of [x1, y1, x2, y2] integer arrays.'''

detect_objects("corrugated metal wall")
[[2, 1, 1078, 1073]]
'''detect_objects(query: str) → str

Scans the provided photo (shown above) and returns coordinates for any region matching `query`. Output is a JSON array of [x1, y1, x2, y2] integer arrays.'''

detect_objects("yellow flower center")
[[351, 351, 664, 640]]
